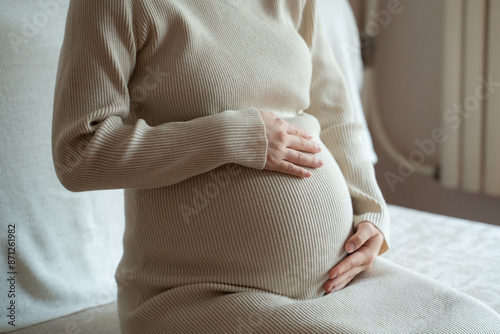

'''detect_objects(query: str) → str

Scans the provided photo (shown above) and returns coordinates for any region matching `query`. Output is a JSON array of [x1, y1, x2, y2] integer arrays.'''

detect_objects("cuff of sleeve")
[[218, 107, 268, 170], [353, 211, 391, 255]]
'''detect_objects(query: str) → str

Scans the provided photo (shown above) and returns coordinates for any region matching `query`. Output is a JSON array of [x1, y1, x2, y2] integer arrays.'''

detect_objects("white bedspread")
[[383, 205, 500, 314]]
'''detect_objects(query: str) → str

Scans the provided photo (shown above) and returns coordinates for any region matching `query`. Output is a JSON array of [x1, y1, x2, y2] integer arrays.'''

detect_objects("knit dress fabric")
[[51, 0, 500, 333]]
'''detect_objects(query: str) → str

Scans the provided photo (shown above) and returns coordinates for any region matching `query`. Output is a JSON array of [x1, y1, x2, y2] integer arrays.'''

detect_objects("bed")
[[10, 204, 500, 334]]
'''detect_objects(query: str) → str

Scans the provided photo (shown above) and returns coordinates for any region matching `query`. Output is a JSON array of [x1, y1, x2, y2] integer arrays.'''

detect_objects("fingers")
[[260, 110, 324, 178], [327, 248, 369, 282], [285, 121, 314, 140], [324, 251, 370, 294], [345, 221, 378, 253], [324, 227, 384, 294], [284, 148, 324, 168], [268, 148, 323, 178], [286, 134, 322, 155], [276, 160, 312, 178], [325, 267, 363, 294]]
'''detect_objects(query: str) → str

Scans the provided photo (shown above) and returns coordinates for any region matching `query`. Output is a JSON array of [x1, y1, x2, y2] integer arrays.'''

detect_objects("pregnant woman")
[[52, 0, 500, 333]]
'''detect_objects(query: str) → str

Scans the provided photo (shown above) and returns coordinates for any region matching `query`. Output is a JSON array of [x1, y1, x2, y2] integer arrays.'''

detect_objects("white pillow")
[[317, 0, 378, 164], [0, 1, 124, 331]]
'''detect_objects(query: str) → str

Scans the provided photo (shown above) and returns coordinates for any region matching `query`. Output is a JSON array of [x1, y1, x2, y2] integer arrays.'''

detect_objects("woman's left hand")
[[323, 221, 384, 294]]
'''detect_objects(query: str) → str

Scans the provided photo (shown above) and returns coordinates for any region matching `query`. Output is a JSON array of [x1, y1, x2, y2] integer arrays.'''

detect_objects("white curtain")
[[440, 0, 500, 197]]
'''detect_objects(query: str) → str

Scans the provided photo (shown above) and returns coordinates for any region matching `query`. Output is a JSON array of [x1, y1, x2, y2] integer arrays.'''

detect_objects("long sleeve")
[[51, 0, 268, 192], [316, 0, 378, 164], [298, 0, 390, 254]]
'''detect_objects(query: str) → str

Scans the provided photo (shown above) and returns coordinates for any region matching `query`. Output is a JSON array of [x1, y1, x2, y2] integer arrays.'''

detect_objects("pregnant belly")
[[127, 113, 354, 300]]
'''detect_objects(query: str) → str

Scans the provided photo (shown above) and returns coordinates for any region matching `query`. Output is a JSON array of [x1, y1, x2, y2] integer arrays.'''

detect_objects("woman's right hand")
[[258, 110, 324, 178]]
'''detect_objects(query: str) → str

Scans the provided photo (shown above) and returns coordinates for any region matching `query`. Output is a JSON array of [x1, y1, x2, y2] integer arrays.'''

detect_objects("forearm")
[[52, 108, 267, 191]]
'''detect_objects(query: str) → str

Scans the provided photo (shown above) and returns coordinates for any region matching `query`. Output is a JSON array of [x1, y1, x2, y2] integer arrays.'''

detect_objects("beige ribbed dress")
[[52, 0, 500, 333]]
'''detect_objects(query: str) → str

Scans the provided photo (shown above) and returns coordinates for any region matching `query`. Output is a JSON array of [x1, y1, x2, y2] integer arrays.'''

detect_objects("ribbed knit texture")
[[52, 0, 500, 333]]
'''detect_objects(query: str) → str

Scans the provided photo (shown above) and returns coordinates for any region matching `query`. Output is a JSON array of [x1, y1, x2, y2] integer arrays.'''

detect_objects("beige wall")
[[350, 0, 500, 226]]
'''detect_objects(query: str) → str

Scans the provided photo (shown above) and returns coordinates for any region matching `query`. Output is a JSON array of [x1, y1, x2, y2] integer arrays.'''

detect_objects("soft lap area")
[[11, 205, 500, 333]]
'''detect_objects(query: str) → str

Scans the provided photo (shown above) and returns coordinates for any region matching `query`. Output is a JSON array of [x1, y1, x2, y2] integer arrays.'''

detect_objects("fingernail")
[[317, 159, 324, 166], [346, 242, 355, 253], [316, 144, 322, 150], [307, 132, 313, 138]]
